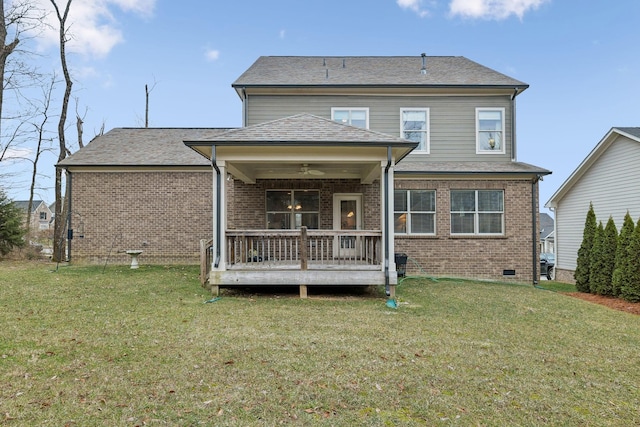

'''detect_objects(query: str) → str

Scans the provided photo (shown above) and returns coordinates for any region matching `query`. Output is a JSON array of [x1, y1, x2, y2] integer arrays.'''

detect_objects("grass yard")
[[1, 262, 639, 426]]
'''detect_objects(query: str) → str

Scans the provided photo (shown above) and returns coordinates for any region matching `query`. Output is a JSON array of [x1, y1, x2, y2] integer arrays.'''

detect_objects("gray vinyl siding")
[[555, 135, 640, 271], [246, 94, 513, 162]]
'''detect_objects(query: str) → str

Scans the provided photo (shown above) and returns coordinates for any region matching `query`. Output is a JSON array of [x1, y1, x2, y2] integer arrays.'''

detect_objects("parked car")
[[540, 252, 555, 280]]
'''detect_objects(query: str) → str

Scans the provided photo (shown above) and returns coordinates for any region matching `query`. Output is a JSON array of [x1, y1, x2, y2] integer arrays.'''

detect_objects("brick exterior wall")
[[393, 179, 538, 283], [69, 172, 539, 283], [69, 171, 213, 264], [229, 179, 380, 230]]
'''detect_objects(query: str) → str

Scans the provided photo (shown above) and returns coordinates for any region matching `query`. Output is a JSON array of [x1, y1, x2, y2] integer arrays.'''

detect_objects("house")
[[14, 200, 53, 231], [58, 55, 550, 297], [539, 212, 554, 254], [545, 127, 640, 283]]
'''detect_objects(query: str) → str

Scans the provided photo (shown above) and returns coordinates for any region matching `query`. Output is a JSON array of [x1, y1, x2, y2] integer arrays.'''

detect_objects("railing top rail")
[[226, 229, 381, 237]]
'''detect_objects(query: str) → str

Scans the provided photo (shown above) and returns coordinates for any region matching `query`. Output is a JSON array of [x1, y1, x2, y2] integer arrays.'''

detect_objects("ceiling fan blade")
[[307, 169, 325, 176]]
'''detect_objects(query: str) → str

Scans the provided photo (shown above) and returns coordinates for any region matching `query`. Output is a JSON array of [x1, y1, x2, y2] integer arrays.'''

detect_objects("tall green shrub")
[[621, 218, 640, 302], [0, 189, 26, 256], [588, 221, 604, 294], [590, 217, 617, 296], [612, 212, 634, 297], [575, 203, 597, 293]]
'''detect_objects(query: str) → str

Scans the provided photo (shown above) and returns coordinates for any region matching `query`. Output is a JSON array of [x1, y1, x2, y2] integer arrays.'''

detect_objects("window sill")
[[450, 234, 507, 239]]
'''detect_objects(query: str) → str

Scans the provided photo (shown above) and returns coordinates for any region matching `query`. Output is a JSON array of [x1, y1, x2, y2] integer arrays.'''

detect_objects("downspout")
[[384, 146, 392, 292], [511, 88, 518, 161], [532, 175, 540, 284], [211, 146, 221, 268], [66, 170, 72, 262], [241, 87, 247, 127]]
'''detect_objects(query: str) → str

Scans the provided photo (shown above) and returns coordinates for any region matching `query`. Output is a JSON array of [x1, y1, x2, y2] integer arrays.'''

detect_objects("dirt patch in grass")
[[565, 292, 640, 315]]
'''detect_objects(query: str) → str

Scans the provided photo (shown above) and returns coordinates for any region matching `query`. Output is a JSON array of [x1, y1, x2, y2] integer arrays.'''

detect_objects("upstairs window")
[[394, 190, 436, 234], [266, 190, 319, 230], [450, 190, 504, 235], [476, 108, 505, 154], [39, 212, 47, 220], [331, 108, 369, 129], [400, 109, 429, 152]]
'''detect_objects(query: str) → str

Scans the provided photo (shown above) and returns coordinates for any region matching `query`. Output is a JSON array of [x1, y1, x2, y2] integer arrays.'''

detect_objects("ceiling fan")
[[299, 164, 325, 176]]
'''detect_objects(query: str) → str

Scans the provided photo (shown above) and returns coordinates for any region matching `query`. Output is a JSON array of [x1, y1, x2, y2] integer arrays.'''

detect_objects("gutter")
[[211, 146, 221, 268], [384, 146, 392, 294]]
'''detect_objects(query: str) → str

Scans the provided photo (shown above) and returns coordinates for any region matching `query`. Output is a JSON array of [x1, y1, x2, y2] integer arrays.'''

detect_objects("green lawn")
[[1, 262, 638, 426]]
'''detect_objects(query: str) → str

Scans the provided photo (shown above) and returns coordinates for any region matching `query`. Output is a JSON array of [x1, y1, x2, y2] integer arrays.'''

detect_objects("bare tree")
[[49, 0, 73, 262], [25, 75, 57, 235], [75, 97, 86, 148], [1, 0, 47, 164], [144, 80, 156, 128]]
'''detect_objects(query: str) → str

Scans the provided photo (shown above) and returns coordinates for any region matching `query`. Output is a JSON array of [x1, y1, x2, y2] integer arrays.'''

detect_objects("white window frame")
[[400, 108, 430, 153], [394, 189, 436, 235], [476, 108, 506, 154], [450, 190, 504, 235], [331, 107, 369, 129]]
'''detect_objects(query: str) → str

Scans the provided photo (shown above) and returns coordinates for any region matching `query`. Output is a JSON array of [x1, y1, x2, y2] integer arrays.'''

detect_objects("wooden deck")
[[200, 228, 395, 298]]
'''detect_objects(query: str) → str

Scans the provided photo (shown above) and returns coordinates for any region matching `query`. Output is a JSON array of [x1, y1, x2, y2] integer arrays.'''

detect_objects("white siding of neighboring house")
[[555, 134, 640, 271]]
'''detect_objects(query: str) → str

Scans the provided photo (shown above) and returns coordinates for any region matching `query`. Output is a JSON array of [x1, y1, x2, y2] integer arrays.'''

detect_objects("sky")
[[2, 0, 640, 214]]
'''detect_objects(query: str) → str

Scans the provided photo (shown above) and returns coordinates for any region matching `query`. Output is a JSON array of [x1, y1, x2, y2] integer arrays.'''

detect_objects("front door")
[[333, 194, 363, 258]]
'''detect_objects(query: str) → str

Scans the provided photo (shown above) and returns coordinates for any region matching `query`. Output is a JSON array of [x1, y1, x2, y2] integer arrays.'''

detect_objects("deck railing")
[[200, 228, 382, 285]]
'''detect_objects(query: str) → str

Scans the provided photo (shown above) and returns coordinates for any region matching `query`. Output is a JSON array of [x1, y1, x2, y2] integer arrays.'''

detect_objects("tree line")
[[574, 203, 640, 302]]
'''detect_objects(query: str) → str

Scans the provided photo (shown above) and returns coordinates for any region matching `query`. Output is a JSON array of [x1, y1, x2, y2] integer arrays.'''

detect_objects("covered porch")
[[186, 114, 417, 297]]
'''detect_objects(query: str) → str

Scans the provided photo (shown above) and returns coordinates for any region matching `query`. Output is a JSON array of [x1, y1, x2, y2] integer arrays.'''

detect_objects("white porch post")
[[212, 159, 227, 271], [380, 159, 397, 281]]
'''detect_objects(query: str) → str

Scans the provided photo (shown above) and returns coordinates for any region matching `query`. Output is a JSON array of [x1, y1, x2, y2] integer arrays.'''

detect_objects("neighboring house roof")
[[233, 56, 528, 90], [57, 128, 234, 167], [545, 127, 640, 207], [395, 160, 550, 175], [540, 212, 554, 240], [14, 200, 46, 212]]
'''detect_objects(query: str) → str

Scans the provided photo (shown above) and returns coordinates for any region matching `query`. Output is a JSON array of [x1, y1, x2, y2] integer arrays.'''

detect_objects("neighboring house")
[[58, 55, 550, 296], [539, 212, 554, 253], [545, 127, 640, 283], [14, 200, 53, 231]]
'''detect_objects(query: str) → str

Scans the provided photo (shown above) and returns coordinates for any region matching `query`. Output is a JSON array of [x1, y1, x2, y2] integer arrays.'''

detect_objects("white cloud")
[[35, 0, 156, 58], [449, 0, 548, 20], [2, 147, 32, 161], [279, 29, 286, 39], [205, 49, 220, 62], [397, 0, 430, 17]]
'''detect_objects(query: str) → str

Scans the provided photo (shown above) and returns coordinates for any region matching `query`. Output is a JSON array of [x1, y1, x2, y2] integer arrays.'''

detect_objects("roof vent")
[[420, 53, 427, 75]]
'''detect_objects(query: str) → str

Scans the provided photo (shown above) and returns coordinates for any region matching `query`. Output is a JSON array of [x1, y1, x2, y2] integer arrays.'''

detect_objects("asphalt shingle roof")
[[233, 56, 528, 88], [57, 128, 234, 167], [615, 127, 640, 139], [395, 160, 550, 175], [190, 114, 414, 145]]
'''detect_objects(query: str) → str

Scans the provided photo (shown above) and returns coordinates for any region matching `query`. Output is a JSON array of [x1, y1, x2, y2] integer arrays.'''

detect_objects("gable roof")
[[186, 113, 415, 145], [14, 200, 47, 212], [545, 127, 640, 208], [540, 212, 554, 239], [57, 128, 234, 167], [233, 56, 528, 91]]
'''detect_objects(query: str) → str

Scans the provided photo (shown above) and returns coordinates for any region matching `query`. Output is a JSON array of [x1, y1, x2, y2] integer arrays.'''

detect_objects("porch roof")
[[395, 160, 551, 176], [184, 114, 417, 184]]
